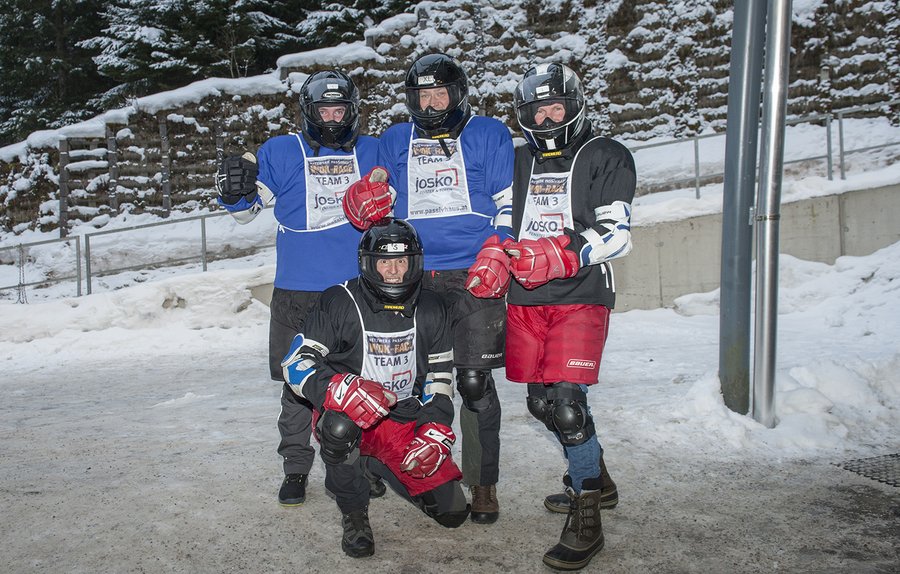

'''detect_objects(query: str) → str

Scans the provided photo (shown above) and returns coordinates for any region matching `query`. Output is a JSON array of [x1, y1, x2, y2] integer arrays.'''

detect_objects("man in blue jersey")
[[342, 53, 514, 524], [215, 70, 384, 507]]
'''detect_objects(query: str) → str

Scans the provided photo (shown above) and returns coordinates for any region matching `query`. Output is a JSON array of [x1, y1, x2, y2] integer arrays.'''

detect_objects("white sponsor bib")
[[406, 128, 472, 220], [299, 135, 361, 231], [520, 159, 574, 240], [360, 327, 417, 400], [343, 284, 418, 401]]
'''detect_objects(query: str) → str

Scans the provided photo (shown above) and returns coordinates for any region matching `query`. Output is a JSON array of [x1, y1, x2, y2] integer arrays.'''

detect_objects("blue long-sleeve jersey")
[[377, 116, 514, 271], [253, 133, 380, 291]]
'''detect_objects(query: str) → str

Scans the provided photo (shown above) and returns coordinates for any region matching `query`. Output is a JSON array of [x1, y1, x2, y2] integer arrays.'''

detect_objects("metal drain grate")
[[837, 453, 900, 487]]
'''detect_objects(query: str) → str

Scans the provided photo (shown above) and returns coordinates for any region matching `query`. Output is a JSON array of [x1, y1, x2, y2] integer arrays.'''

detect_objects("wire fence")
[[2, 100, 898, 301]]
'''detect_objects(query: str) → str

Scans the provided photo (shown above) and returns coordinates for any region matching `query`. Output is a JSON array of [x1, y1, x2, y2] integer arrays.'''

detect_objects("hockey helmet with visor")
[[405, 53, 471, 136], [358, 218, 424, 304], [299, 70, 360, 150], [514, 63, 586, 152]]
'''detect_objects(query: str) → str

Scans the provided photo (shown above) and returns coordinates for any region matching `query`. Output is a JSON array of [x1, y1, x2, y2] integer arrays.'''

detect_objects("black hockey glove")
[[216, 154, 259, 205]]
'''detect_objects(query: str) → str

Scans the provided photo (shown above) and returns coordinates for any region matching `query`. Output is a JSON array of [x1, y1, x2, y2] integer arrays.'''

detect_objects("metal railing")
[[2, 99, 898, 301], [0, 235, 83, 298], [82, 207, 276, 294], [628, 98, 899, 198]]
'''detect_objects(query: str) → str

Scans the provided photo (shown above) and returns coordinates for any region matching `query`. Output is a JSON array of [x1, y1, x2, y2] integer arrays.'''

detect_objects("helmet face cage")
[[405, 53, 471, 134], [299, 71, 360, 148], [514, 63, 586, 152], [358, 219, 425, 303]]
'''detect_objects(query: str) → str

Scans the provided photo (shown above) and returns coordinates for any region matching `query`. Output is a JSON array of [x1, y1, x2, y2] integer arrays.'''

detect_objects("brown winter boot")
[[544, 455, 618, 513], [469, 484, 499, 524], [542, 479, 605, 571]]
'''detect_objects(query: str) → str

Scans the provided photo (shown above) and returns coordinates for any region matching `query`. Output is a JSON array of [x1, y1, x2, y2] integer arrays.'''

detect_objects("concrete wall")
[[615, 183, 900, 311]]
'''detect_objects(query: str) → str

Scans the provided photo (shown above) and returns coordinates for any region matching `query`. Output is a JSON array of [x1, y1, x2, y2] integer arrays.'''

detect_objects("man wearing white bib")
[[215, 70, 383, 507], [466, 63, 636, 571], [280, 219, 468, 558], [342, 53, 514, 524]]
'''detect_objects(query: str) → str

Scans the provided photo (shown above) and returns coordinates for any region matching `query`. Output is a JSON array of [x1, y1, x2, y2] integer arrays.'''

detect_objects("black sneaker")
[[341, 509, 375, 558], [278, 473, 307, 506]]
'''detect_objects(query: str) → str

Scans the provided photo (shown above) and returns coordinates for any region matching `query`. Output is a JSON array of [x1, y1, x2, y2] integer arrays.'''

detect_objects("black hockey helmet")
[[299, 70, 360, 150], [514, 63, 587, 153], [358, 218, 424, 304], [405, 53, 471, 137]]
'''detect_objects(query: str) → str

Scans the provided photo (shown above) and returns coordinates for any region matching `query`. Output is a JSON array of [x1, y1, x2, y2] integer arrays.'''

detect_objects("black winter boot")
[[340, 508, 375, 558], [542, 478, 605, 571], [364, 463, 387, 499], [278, 473, 308, 506], [544, 456, 618, 513]]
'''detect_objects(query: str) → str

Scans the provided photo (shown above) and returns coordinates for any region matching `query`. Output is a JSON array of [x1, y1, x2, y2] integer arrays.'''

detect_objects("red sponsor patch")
[[567, 359, 597, 369]]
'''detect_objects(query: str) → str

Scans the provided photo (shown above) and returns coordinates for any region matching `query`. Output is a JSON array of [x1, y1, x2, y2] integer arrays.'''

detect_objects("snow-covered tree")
[[0, 0, 113, 146]]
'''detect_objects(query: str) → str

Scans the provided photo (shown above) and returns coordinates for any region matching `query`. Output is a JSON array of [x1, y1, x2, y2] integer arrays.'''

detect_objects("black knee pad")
[[546, 383, 596, 446], [551, 399, 596, 445], [315, 410, 361, 465], [456, 369, 495, 412], [415, 488, 470, 528], [433, 507, 470, 528], [526, 384, 555, 431]]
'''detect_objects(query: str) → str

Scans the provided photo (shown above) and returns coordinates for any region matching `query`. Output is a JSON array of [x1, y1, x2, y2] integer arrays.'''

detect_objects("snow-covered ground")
[[2, 216, 899, 572]]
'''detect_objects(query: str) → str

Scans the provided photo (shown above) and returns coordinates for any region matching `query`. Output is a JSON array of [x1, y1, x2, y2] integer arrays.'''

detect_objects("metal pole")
[[75, 236, 82, 297], [693, 137, 701, 199], [825, 114, 833, 181], [719, 0, 767, 415], [201, 216, 208, 272], [85, 234, 93, 295], [752, 0, 793, 429], [838, 111, 846, 180]]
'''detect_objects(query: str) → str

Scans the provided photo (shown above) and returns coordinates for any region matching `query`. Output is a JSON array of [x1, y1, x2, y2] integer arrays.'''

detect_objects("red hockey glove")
[[343, 166, 393, 230], [400, 422, 455, 478], [323, 373, 397, 430], [505, 234, 580, 289], [465, 235, 513, 298]]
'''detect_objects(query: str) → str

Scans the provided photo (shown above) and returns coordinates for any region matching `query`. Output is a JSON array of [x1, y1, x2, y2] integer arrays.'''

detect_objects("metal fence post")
[[85, 234, 93, 295], [825, 113, 833, 181], [693, 137, 701, 199], [837, 111, 846, 180], [201, 216, 208, 272], [75, 236, 82, 297]]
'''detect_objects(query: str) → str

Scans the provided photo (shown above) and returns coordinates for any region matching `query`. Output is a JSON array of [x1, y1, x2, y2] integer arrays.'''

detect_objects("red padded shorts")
[[505, 303, 610, 384]]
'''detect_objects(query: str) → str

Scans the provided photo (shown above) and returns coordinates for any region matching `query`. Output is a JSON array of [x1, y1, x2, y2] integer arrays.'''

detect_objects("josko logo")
[[525, 213, 565, 235], [567, 359, 597, 369], [416, 167, 459, 191], [313, 191, 345, 209], [383, 370, 413, 393]]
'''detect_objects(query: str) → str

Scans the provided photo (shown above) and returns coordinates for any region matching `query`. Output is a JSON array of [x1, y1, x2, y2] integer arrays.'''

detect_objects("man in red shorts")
[[466, 63, 636, 571], [281, 218, 469, 558]]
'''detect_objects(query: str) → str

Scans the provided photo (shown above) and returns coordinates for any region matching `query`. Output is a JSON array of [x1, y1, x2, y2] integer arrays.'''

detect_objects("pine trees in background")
[[0, 0, 114, 145], [0, 0, 896, 149], [0, 0, 414, 146], [81, 0, 312, 108]]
